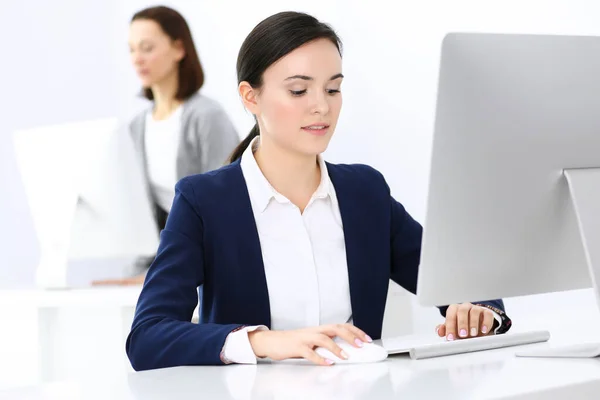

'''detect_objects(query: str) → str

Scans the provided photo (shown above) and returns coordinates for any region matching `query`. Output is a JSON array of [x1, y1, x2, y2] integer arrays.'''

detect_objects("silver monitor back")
[[13, 118, 159, 288], [417, 33, 600, 307]]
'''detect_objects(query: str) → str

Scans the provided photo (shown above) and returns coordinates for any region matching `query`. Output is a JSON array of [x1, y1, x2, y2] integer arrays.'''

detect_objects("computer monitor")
[[13, 118, 159, 288], [416, 33, 600, 356]]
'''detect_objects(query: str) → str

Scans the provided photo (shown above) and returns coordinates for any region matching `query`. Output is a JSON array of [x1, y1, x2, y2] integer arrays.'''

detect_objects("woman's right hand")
[[248, 324, 373, 366]]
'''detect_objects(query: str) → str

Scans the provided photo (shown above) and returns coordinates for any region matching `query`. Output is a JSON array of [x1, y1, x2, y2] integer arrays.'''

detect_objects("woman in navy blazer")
[[126, 11, 511, 371]]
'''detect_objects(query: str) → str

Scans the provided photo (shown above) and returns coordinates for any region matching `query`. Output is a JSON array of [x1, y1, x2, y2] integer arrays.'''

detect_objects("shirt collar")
[[239, 136, 335, 214]]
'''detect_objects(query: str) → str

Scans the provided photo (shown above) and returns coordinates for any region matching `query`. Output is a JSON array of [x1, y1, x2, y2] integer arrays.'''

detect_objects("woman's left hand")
[[436, 303, 495, 341], [91, 273, 146, 286]]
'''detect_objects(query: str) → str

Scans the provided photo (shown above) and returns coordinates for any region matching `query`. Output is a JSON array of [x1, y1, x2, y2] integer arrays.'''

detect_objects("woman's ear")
[[172, 39, 185, 61], [239, 81, 259, 115]]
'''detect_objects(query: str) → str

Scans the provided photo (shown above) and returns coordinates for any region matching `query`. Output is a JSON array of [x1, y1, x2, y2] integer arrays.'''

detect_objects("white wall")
[[1, 0, 599, 331], [1, 0, 124, 288]]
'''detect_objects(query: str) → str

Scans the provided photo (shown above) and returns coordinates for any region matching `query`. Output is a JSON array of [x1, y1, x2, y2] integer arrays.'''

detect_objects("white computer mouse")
[[314, 337, 388, 364]]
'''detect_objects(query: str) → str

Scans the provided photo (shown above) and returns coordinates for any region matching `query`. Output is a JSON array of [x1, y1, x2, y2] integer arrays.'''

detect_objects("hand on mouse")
[[436, 303, 496, 341], [248, 323, 373, 366]]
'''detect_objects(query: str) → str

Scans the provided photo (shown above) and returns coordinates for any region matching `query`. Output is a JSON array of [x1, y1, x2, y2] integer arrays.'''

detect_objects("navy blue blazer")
[[126, 160, 505, 371]]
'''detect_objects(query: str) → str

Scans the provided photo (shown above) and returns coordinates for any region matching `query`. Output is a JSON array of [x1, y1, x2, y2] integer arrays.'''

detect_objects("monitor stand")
[[34, 193, 79, 290], [516, 167, 600, 358]]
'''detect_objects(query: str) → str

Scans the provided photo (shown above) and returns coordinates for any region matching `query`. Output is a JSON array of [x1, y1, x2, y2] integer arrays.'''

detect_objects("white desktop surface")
[[0, 286, 142, 308], [1, 287, 599, 399], [1, 344, 600, 400]]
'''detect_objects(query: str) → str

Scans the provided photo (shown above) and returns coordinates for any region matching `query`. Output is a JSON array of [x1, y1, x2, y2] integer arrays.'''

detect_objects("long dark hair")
[[228, 11, 342, 163], [132, 6, 205, 101]]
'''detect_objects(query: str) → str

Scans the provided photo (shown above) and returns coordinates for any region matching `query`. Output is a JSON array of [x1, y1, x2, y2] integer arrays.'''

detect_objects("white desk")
[[0, 287, 142, 388], [0, 287, 142, 308], [1, 343, 599, 400], [1, 288, 600, 399]]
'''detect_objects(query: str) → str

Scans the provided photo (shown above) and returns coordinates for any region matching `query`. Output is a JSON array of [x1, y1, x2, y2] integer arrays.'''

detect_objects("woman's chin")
[[138, 78, 154, 89]]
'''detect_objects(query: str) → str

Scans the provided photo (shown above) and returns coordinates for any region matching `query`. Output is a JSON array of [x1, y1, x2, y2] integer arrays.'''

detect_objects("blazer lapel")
[[221, 161, 272, 328], [326, 163, 389, 338]]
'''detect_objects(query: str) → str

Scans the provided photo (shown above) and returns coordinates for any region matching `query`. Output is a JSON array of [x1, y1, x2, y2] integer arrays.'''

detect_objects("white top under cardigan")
[[143, 105, 182, 213]]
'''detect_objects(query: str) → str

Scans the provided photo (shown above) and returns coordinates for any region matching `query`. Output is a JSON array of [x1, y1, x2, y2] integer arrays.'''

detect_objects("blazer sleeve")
[[388, 192, 508, 322], [125, 177, 244, 370]]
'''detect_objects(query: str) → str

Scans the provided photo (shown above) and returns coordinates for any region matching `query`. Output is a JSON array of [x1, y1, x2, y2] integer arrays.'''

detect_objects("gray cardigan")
[[129, 92, 240, 230]]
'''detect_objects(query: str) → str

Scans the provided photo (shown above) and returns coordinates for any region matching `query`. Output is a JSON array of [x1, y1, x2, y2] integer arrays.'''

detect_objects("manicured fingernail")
[[355, 338, 364, 347], [471, 328, 477, 337], [341, 351, 349, 359], [365, 335, 373, 343], [481, 326, 488, 334], [459, 329, 467, 338], [325, 359, 334, 365], [447, 334, 454, 341]]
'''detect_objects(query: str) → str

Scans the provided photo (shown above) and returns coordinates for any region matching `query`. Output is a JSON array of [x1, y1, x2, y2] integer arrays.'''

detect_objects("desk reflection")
[[126, 356, 506, 400]]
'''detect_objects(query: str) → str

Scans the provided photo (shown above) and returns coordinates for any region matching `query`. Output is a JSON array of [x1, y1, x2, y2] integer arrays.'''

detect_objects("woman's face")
[[244, 38, 344, 157], [128, 19, 184, 88]]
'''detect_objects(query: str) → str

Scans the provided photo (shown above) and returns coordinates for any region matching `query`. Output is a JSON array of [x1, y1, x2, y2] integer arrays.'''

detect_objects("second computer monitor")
[[13, 118, 159, 288]]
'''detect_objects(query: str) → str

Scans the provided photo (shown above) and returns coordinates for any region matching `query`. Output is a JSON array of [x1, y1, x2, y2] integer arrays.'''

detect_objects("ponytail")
[[229, 123, 260, 163]]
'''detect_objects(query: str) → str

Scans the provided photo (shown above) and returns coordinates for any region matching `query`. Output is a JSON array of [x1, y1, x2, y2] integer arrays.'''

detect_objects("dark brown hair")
[[132, 6, 204, 101], [228, 12, 342, 163]]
